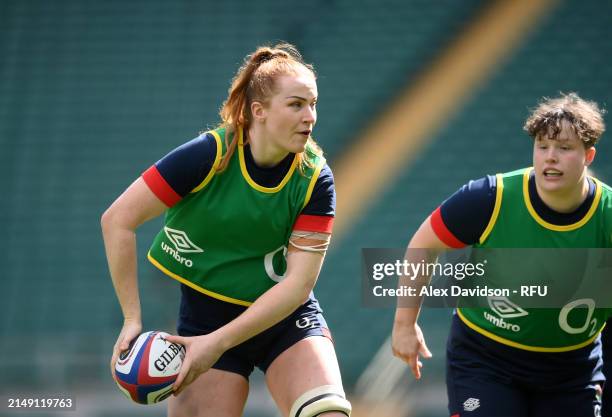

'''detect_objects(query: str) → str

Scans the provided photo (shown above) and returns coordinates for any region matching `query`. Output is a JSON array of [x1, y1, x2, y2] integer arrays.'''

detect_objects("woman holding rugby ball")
[[102, 43, 350, 417]]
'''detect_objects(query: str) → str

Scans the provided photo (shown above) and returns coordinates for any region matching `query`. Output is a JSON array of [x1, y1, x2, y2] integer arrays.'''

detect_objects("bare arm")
[[101, 177, 168, 373], [391, 215, 450, 379], [215, 244, 324, 347], [166, 233, 329, 393]]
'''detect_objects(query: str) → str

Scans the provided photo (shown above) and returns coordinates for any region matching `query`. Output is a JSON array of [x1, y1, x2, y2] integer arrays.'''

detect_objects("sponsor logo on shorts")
[[463, 398, 480, 412], [295, 316, 317, 329], [163, 227, 203, 253]]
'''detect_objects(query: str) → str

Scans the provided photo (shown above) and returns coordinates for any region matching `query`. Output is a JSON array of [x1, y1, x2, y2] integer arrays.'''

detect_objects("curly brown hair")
[[523, 92, 606, 148]]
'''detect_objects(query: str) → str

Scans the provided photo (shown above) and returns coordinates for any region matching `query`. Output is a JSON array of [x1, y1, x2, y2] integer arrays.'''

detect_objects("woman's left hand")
[[164, 333, 226, 395]]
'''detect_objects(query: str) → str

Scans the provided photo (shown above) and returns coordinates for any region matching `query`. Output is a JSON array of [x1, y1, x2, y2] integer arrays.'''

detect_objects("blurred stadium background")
[[1, 0, 611, 416]]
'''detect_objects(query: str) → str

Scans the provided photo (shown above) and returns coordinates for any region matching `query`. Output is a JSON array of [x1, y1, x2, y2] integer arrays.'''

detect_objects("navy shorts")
[[447, 313, 603, 417], [177, 285, 331, 380]]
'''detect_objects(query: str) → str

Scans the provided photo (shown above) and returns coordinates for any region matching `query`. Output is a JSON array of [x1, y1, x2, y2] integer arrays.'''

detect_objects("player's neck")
[[536, 177, 590, 214], [247, 127, 289, 168]]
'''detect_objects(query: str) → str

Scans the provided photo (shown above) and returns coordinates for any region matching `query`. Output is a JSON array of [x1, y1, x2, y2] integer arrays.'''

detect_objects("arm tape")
[[289, 231, 331, 253]]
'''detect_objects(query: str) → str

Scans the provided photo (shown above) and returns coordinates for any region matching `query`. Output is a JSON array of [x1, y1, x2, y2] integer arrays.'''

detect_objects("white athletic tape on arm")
[[289, 231, 331, 253], [289, 385, 351, 417]]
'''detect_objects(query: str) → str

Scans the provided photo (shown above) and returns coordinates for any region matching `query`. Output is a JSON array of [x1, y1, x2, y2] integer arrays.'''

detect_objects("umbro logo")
[[463, 398, 480, 412], [163, 227, 203, 253], [487, 296, 528, 319]]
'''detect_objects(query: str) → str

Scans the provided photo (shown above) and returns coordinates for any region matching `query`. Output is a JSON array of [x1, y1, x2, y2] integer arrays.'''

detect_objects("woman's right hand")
[[391, 322, 432, 380], [110, 319, 143, 379]]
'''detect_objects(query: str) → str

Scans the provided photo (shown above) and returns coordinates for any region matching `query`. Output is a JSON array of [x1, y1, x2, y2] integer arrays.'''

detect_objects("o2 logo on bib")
[[264, 245, 288, 282], [559, 298, 598, 337]]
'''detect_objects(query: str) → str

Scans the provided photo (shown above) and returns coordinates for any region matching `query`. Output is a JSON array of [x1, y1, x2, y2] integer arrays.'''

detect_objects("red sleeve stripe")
[[142, 165, 182, 208], [430, 207, 466, 249], [293, 215, 334, 234]]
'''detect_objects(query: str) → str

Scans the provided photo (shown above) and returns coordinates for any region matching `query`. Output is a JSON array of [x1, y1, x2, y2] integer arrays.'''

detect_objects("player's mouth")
[[543, 168, 563, 178], [298, 130, 311, 137]]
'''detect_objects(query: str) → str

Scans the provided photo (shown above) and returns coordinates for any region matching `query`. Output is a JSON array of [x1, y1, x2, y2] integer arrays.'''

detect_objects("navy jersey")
[[142, 133, 336, 234]]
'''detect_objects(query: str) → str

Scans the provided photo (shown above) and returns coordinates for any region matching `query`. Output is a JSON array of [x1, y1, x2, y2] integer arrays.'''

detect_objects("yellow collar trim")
[[523, 168, 601, 232], [238, 127, 298, 193], [478, 173, 504, 244], [190, 130, 223, 193]]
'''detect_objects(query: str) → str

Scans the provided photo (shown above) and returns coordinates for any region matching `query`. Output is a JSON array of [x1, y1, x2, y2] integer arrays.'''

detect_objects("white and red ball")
[[114, 331, 185, 404]]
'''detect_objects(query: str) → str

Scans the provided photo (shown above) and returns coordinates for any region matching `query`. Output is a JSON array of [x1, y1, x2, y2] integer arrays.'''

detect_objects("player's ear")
[[585, 146, 596, 166], [250, 100, 266, 123]]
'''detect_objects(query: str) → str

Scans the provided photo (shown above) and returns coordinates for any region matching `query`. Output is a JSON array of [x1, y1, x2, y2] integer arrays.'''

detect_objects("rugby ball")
[[114, 331, 185, 404]]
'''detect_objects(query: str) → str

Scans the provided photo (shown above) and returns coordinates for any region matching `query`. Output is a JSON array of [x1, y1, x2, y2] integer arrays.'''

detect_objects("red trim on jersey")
[[451, 414, 460, 417], [430, 207, 466, 248], [142, 165, 182, 207], [293, 214, 334, 233]]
